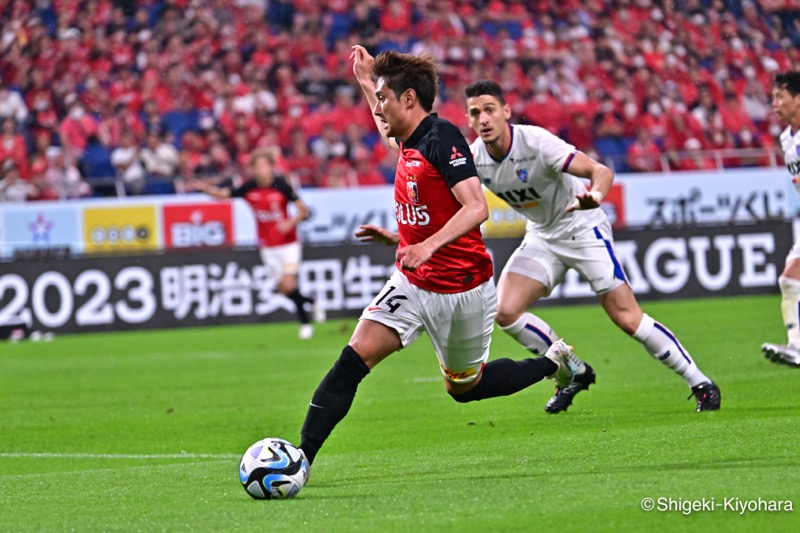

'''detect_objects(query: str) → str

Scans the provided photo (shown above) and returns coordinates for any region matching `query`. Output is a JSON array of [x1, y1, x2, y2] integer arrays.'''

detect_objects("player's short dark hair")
[[372, 51, 438, 113], [464, 80, 506, 105], [774, 72, 800, 97]]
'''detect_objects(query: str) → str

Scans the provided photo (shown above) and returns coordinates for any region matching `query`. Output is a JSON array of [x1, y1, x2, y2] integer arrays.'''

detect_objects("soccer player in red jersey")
[[297, 46, 579, 468], [194, 147, 323, 339]]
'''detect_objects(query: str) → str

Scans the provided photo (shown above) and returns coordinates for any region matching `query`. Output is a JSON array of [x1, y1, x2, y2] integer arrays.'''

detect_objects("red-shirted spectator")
[[664, 108, 706, 154], [719, 91, 756, 134], [563, 109, 595, 152], [320, 158, 356, 188], [706, 123, 736, 153], [676, 137, 716, 171], [98, 103, 145, 148], [0, 0, 793, 198], [108, 68, 141, 111], [378, 3, 411, 33], [521, 86, 564, 132], [354, 155, 386, 187], [25, 69, 55, 115], [284, 132, 320, 188], [627, 128, 664, 172], [59, 100, 99, 159]]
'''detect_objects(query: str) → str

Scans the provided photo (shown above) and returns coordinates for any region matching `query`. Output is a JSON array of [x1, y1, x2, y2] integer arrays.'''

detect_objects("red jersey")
[[394, 115, 493, 293], [232, 177, 300, 248]]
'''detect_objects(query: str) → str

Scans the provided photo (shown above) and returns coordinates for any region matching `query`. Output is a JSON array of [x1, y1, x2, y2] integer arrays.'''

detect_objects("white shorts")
[[259, 242, 302, 277], [360, 270, 497, 383], [503, 220, 627, 295]]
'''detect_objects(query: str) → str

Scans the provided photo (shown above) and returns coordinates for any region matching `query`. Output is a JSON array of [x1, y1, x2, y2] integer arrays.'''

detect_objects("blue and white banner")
[[0, 221, 788, 335], [0, 167, 796, 259]]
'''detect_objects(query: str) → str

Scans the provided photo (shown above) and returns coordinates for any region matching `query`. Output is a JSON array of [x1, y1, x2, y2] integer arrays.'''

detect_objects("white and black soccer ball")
[[239, 438, 309, 500]]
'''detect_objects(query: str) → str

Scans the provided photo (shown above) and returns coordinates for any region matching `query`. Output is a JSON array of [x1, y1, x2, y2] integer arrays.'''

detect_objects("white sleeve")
[[536, 127, 576, 172]]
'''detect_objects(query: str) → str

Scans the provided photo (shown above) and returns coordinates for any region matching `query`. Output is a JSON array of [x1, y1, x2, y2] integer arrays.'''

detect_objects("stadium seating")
[[0, 0, 796, 198]]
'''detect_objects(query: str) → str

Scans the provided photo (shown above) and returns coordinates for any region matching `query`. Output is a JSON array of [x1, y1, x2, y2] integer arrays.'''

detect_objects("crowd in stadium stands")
[[0, 0, 799, 201]]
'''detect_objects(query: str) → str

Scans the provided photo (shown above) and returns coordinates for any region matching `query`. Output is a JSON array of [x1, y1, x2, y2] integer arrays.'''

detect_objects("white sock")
[[779, 276, 800, 348], [500, 312, 587, 373], [632, 314, 709, 388]]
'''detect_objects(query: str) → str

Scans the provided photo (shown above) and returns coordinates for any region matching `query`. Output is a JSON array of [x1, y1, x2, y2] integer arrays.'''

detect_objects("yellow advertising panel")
[[83, 205, 159, 253], [481, 188, 527, 239]]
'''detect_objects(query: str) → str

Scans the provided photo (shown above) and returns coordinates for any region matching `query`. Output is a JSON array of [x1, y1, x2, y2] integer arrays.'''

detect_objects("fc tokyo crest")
[[407, 180, 420, 204], [516, 168, 529, 183]]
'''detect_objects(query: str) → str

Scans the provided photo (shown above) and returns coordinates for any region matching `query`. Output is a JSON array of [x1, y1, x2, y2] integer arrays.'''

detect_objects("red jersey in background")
[[232, 177, 299, 247]]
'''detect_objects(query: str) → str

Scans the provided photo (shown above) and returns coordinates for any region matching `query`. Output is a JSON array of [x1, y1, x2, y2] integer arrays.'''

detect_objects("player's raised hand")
[[395, 242, 433, 272], [566, 190, 603, 213], [355, 224, 399, 246], [350, 45, 374, 83]]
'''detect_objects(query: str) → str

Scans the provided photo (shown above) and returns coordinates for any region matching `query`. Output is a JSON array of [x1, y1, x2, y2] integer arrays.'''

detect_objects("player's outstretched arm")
[[396, 176, 487, 271], [355, 224, 400, 246], [189, 179, 232, 200], [350, 45, 399, 151], [564, 151, 614, 212]]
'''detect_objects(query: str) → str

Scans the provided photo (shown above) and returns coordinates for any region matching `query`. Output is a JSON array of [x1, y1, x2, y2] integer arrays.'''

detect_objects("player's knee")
[[449, 390, 473, 403], [615, 312, 641, 336], [495, 306, 522, 328], [445, 375, 482, 403], [278, 277, 297, 295]]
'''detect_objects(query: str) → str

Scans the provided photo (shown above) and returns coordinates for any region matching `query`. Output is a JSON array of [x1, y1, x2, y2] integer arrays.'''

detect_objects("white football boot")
[[544, 339, 577, 388], [298, 324, 314, 340], [761, 342, 800, 367]]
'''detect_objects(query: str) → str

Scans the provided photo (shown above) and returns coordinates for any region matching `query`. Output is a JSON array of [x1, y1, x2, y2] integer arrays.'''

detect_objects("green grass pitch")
[[1, 295, 798, 532]]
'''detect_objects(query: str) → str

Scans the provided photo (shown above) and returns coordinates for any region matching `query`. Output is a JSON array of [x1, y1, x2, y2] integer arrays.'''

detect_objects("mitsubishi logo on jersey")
[[449, 146, 467, 168]]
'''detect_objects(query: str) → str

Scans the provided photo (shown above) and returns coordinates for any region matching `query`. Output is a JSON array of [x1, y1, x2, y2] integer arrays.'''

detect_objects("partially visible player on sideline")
[[464, 80, 722, 412], [193, 147, 324, 340], [297, 47, 578, 468], [762, 72, 800, 367]]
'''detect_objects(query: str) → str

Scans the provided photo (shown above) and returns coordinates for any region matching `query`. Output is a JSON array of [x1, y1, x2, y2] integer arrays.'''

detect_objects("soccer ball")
[[239, 438, 309, 500]]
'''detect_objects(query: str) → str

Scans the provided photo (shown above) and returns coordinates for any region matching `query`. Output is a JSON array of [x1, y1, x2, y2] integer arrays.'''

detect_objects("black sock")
[[452, 357, 557, 403], [287, 289, 311, 324], [300, 345, 370, 463], [290, 288, 314, 305]]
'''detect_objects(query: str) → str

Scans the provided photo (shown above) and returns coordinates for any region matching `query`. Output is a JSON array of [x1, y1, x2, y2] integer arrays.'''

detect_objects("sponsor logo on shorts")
[[440, 363, 477, 382]]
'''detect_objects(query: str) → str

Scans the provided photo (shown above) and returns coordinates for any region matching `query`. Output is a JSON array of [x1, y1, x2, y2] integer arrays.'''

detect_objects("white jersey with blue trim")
[[779, 125, 800, 194], [470, 124, 607, 240]]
